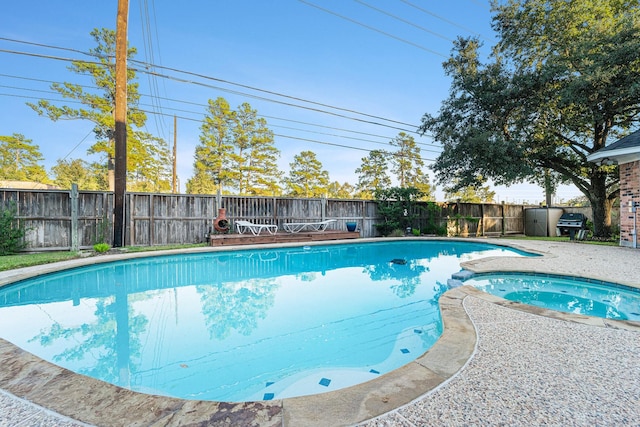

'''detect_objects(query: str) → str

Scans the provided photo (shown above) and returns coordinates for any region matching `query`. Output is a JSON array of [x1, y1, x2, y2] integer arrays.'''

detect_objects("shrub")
[[373, 187, 424, 237], [93, 243, 111, 253], [0, 202, 26, 255]]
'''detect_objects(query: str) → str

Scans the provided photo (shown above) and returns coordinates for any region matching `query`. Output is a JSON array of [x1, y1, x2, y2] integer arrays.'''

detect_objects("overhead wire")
[[138, 0, 169, 140], [0, 34, 443, 165], [398, 0, 490, 40], [296, 0, 448, 58], [0, 91, 442, 162], [0, 43, 423, 134], [274, 134, 437, 163], [353, 0, 453, 42], [0, 73, 440, 148]]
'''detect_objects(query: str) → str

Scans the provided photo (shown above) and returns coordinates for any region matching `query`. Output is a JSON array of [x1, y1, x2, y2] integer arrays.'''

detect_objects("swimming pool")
[[467, 273, 640, 322], [0, 240, 528, 402]]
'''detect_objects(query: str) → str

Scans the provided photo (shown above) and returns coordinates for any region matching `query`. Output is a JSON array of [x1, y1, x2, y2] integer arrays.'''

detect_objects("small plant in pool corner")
[[93, 243, 111, 253]]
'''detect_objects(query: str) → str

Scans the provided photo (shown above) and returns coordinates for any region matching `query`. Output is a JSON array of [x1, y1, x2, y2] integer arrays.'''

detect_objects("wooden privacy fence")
[[2, 188, 532, 252]]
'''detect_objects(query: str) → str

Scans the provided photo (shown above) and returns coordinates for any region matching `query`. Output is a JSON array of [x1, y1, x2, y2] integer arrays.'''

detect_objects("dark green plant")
[[0, 202, 26, 255], [373, 187, 424, 236], [422, 201, 447, 236], [94, 211, 111, 245]]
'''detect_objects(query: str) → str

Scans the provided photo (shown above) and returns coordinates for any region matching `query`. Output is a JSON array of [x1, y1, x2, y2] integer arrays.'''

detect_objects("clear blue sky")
[[1, 0, 581, 203]]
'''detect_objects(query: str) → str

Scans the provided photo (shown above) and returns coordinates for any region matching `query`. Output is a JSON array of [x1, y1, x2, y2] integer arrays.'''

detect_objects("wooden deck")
[[208, 230, 360, 246]]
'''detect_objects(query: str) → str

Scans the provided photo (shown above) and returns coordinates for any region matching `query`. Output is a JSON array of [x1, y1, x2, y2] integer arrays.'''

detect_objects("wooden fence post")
[[321, 196, 327, 220], [501, 201, 506, 236], [70, 184, 79, 252]]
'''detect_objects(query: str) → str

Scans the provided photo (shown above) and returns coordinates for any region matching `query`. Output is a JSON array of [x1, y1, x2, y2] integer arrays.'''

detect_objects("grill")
[[556, 213, 588, 240]]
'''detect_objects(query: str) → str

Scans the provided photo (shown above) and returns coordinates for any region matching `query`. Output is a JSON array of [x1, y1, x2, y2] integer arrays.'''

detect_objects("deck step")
[[209, 230, 359, 246]]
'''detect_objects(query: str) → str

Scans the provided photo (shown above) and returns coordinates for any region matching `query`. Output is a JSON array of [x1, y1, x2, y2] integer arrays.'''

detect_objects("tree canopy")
[[0, 133, 49, 183], [355, 149, 392, 199], [389, 132, 433, 200], [28, 28, 172, 192], [51, 158, 102, 190], [420, 0, 640, 236], [187, 98, 282, 195], [284, 150, 330, 198]]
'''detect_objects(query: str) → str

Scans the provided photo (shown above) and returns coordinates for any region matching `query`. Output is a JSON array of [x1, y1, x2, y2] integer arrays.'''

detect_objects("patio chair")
[[283, 219, 336, 233], [235, 220, 278, 236]]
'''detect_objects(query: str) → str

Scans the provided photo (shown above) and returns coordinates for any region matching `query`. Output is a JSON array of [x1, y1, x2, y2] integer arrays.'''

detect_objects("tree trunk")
[[589, 174, 612, 237]]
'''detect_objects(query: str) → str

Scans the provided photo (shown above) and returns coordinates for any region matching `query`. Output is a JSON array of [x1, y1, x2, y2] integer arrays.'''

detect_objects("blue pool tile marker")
[[319, 378, 331, 387], [265, 381, 274, 387], [263, 393, 274, 400], [413, 329, 422, 334], [369, 369, 380, 374], [401, 348, 410, 354]]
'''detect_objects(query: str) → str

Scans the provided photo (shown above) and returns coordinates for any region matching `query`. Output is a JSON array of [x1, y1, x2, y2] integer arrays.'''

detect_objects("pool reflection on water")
[[0, 241, 527, 402]]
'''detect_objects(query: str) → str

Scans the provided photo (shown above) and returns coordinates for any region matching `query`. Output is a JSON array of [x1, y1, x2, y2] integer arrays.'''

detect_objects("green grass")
[[0, 243, 208, 272], [0, 251, 81, 272]]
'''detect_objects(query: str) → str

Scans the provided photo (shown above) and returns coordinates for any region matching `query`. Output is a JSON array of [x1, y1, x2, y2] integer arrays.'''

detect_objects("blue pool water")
[[0, 241, 528, 402], [467, 273, 640, 321]]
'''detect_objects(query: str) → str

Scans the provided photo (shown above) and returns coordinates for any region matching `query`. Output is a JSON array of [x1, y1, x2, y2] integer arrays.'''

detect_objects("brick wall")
[[619, 160, 640, 248]]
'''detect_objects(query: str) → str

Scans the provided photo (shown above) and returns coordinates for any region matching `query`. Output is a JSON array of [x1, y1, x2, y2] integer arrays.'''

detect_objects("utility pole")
[[173, 115, 177, 193], [113, 0, 129, 247]]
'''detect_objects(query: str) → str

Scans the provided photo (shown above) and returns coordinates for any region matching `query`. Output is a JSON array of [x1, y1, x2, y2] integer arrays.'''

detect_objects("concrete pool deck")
[[0, 238, 638, 426]]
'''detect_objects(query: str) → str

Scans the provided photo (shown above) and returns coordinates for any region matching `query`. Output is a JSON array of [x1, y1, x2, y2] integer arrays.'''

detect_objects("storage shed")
[[524, 207, 564, 237]]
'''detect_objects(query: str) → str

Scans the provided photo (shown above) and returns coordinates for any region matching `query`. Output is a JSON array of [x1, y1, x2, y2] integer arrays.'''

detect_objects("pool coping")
[[0, 238, 639, 426]]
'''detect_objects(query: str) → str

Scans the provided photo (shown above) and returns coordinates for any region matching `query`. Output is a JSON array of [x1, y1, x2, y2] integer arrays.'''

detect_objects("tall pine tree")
[[28, 28, 171, 191]]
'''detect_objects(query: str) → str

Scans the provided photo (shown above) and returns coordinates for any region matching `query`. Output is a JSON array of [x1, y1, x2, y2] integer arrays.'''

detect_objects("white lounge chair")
[[283, 219, 336, 233], [235, 220, 278, 236]]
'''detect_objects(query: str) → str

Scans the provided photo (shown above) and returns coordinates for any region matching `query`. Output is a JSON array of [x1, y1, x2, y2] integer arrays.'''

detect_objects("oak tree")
[[420, 0, 640, 236]]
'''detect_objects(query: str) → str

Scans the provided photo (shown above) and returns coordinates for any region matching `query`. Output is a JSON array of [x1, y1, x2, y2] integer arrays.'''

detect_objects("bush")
[[373, 187, 424, 237], [0, 203, 26, 255], [93, 243, 111, 253]]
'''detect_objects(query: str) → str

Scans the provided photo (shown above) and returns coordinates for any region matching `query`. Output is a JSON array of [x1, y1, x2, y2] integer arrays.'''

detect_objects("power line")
[[129, 59, 420, 128], [0, 45, 423, 134], [1, 92, 441, 161], [399, 0, 490, 40], [138, 0, 169, 140], [0, 74, 439, 145], [353, 0, 453, 42], [1, 37, 421, 129], [296, 0, 448, 58], [274, 134, 437, 163]]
